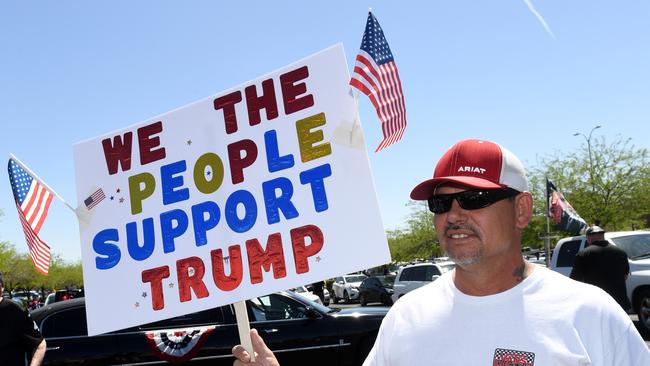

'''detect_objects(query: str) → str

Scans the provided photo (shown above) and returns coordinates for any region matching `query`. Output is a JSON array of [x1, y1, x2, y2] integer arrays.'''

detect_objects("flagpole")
[[544, 177, 551, 267], [9, 153, 77, 214], [350, 89, 361, 145]]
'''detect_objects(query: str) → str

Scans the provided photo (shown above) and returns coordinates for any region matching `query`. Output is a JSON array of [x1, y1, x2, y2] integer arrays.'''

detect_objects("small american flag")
[[7, 158, 52, 275], [84, 188, 106, 210], [350, 11, 407, 152]]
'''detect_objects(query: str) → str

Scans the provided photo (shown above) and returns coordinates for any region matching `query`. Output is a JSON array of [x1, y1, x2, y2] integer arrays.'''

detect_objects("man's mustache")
[[444, 223, 480, 237]]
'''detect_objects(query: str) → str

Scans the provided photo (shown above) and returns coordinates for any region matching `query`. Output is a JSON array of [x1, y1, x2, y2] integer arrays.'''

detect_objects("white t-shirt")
[[363, 266, 650, 366]]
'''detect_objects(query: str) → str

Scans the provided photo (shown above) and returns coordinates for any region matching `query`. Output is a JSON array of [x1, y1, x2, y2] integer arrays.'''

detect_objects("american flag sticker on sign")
[[84, 188, 106, 210]]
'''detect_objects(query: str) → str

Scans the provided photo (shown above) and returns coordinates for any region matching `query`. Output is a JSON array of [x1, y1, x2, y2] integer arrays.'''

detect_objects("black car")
[[359, 276, 395, 306], [30, 291, 387, 366]]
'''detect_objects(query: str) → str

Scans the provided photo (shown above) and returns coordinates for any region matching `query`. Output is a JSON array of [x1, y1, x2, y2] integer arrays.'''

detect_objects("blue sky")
[[1, 1, 649, 262]]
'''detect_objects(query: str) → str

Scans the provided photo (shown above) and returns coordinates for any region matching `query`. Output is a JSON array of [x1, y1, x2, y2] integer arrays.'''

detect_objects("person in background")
[[310, 281, 325, 303], [28, 297, 39, 311], [232, 139, 650, 365], [570, 225, 632, 310], [0, 273, 47, 366]]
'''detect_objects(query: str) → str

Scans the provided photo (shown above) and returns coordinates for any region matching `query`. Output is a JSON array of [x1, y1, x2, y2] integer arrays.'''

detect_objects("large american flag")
[[350, 11, 407, 152], [7, 158, 52, 275]]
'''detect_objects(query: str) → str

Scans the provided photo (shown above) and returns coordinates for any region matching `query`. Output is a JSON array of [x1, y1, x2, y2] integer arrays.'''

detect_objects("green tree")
[[527, 134, 650, 241], [0, 241, 18, 276], [6, 254, 41, 292], [45, 255, 83, 290], [387, 201, 442, 261]]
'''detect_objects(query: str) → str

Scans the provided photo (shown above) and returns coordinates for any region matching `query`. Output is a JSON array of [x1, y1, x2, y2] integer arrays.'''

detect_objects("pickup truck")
[[550, 230, 650, 333]]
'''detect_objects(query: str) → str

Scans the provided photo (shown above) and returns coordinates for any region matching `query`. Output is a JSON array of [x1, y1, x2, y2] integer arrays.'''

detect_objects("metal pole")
[[9, 153, 77, 214], [544, 177, 551, 267], [573, 125, 601, 194]]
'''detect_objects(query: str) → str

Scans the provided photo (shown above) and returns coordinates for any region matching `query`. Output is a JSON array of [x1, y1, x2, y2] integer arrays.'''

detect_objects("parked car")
[[522, 247, 547, 267], [331, 274, 367, 303], [323, 287, 330, 306], [10, 290, 40, 308], [30, 291, 387, 366], [290, 285, 323, 305], [54, 289, 84, 302], [359, 276, 394, 306], [550, 230, 650, 333], [39, 289, 84, 308], [364, 262, 402, 277], [392, 261, 455, 303], [43, 293, 56, 306], [304, 283, 330, 306]]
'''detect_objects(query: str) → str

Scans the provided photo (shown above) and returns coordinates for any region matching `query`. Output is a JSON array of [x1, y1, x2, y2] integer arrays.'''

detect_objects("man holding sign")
[[233, 139, 650, 365]]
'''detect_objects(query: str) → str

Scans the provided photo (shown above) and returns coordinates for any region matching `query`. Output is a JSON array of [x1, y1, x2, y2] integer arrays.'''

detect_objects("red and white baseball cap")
[[410, 139, 529, 200]]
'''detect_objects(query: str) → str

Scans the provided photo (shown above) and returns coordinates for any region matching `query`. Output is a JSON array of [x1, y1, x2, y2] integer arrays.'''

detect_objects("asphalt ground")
[[330, 302, 650, 348]]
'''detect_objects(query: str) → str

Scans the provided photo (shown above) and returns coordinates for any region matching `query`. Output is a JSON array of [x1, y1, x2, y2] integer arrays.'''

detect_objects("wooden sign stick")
[[234, 300, 256, 362]]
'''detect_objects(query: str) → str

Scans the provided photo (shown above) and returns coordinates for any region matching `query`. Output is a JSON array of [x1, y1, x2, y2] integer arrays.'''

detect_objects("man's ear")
[[514, 192, 534, 230]]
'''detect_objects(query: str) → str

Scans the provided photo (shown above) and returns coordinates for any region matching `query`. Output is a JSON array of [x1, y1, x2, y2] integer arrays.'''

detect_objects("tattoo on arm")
[[513, 264, 526, 282]]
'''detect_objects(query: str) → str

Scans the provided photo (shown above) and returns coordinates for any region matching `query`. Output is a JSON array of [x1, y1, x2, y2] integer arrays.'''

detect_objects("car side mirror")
[[431, 275, 440, 281]]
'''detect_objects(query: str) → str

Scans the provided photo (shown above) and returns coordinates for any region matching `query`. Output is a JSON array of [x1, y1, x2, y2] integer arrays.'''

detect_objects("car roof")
[[401, 261, 454, 269], [30, 297, 85, 321], [605, 230, 650, 238]]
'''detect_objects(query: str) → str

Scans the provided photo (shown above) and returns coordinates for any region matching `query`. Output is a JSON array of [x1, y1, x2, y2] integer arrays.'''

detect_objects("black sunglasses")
[[427, 188, 520, 214]]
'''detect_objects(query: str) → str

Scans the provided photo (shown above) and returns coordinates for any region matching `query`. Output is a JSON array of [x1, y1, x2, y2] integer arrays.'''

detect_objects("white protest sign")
[[73, 44, 390, 336]]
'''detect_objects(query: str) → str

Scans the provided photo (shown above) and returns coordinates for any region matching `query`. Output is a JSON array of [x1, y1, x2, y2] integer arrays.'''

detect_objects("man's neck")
[[453, 258, 535, 296]]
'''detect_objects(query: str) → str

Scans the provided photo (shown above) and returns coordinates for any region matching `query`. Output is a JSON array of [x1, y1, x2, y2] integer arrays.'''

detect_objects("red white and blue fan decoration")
[[144, 326, 215, 363]]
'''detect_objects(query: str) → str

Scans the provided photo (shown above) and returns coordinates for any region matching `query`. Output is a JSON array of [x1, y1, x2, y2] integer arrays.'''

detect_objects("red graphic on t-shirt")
[[493, 348, 535, 366]]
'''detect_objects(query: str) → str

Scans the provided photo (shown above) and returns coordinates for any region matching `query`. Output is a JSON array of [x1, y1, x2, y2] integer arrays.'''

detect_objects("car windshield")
[[345, 275, 367, 283], [283, 292, 331, 313], [387, 263, 401, 273], [378, 276, 395, 288], [292, 286, 307, 293], [611, 234, 650, 259]]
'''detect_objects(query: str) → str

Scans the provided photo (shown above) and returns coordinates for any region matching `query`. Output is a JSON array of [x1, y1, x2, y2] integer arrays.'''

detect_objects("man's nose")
[[445, 197, 467, 223]]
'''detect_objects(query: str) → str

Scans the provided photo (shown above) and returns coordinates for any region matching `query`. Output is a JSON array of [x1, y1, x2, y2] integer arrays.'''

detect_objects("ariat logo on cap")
[[457, 166, 486, 174]]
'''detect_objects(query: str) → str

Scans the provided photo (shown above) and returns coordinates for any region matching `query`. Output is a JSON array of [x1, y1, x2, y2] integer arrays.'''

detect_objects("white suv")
[[331, 274, 367, 303], [392, 261, 455, 303], [550, 230, 650, 333]]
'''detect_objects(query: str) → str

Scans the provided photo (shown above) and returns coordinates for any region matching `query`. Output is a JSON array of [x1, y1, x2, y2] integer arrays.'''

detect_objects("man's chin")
[[448, 253, 482, 266]]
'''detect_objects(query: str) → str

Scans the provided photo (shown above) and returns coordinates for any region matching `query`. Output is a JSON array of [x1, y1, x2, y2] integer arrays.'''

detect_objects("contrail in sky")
[[522, 0, 555, 38]]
